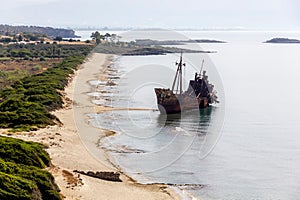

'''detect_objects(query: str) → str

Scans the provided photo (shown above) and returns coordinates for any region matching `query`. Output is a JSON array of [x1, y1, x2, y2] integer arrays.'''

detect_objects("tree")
[[25, 33, 38, 41], [104, 33, 111, 42], [110, 34, 117, 43], [18, 34, 23, 42], [54, 36, 63, 42], [117, 35, 122, 43], [90, 31, 101, 44], [57, 48, 61, 58]]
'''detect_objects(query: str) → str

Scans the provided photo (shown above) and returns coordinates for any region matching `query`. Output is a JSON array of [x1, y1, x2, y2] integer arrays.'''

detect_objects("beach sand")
[[1, 53, 181, 200]]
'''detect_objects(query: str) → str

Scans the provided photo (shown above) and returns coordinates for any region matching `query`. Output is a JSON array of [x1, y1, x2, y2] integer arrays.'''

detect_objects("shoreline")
[[83, 53, 196, 200], [1, 52, 182, 200]]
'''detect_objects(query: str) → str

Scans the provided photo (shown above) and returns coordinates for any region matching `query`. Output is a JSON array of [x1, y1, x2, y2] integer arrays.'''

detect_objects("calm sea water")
[[85, 30, 300, 200]]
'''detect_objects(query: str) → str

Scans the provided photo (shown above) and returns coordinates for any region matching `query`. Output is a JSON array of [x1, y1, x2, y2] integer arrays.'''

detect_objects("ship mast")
[[171, 53, 185, 94], [199, 59, 204, 77]]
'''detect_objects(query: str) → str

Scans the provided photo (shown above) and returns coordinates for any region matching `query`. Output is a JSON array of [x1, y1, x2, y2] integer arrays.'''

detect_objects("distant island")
[[265, 38, 300, 44], [0, 24, 79, 38]]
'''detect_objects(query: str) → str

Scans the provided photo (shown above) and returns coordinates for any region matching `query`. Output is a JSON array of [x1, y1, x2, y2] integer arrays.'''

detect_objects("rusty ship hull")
[[155, 89, 210, 114], [154, 54, 218, 114]]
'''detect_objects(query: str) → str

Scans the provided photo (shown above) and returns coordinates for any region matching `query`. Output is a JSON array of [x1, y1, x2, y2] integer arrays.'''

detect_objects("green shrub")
[[0, 172, 40, 200], [0, 136, 50, 167], [0, 137, 61, 200], [0, 160, 60, 200]]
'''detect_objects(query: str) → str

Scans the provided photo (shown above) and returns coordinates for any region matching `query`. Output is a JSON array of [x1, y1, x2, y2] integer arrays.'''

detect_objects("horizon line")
[[1, 23, 300, 32]]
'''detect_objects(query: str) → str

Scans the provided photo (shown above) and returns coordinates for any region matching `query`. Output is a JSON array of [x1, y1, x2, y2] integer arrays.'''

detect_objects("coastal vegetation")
[[0, 43, 94, 89], [0, 43, 94, 60], [0, 26, 94, 200], [0, 136, 61, 199], [93, 38, 215, 55], [0, 56, 85, 131], [0, 69, 29, 88], [90, 31, 216, 55]]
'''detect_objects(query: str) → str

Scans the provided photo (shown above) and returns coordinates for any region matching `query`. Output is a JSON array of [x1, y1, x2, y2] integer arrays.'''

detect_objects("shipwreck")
[[154, 54, 218, 114]]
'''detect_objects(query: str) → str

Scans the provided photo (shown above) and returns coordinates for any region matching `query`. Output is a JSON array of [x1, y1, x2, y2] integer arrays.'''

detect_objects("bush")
[[0, 172, 40, 200], [0, 136, 61, 200], [54, 36, 62, 42], [0, 136, 50, 167]]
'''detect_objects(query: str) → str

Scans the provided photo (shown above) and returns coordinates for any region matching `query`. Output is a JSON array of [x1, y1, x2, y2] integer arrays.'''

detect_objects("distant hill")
[[0, 24, 79, 38], [265, 38, 300, 44]]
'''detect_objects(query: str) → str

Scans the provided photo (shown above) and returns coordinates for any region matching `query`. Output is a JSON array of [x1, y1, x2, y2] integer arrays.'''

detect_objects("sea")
[[76, 29, 300, 200]]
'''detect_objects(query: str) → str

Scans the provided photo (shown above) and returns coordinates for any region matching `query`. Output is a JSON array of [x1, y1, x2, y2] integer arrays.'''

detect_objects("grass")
[[0, 69, 29, 88]]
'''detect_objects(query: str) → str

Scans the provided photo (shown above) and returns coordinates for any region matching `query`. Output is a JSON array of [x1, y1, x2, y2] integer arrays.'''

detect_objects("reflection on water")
[[95, 104, 223, 181], [159, 107, 212, 125], [89, 51, 225, 199], [157, 107, 213, 138]]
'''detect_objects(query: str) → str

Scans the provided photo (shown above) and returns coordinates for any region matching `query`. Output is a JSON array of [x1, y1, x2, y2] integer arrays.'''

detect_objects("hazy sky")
[[1, 0, 299, 30]]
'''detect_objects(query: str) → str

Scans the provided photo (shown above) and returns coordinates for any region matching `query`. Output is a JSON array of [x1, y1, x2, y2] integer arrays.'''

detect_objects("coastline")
[[1, 53, 181, 200]]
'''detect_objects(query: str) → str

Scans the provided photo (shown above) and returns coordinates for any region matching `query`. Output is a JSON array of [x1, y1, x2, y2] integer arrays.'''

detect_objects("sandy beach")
[[1, 53, 181, 200]]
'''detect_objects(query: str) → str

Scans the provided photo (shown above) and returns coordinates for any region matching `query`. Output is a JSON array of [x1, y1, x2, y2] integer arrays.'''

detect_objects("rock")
[[73, 170, 122, 182]]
